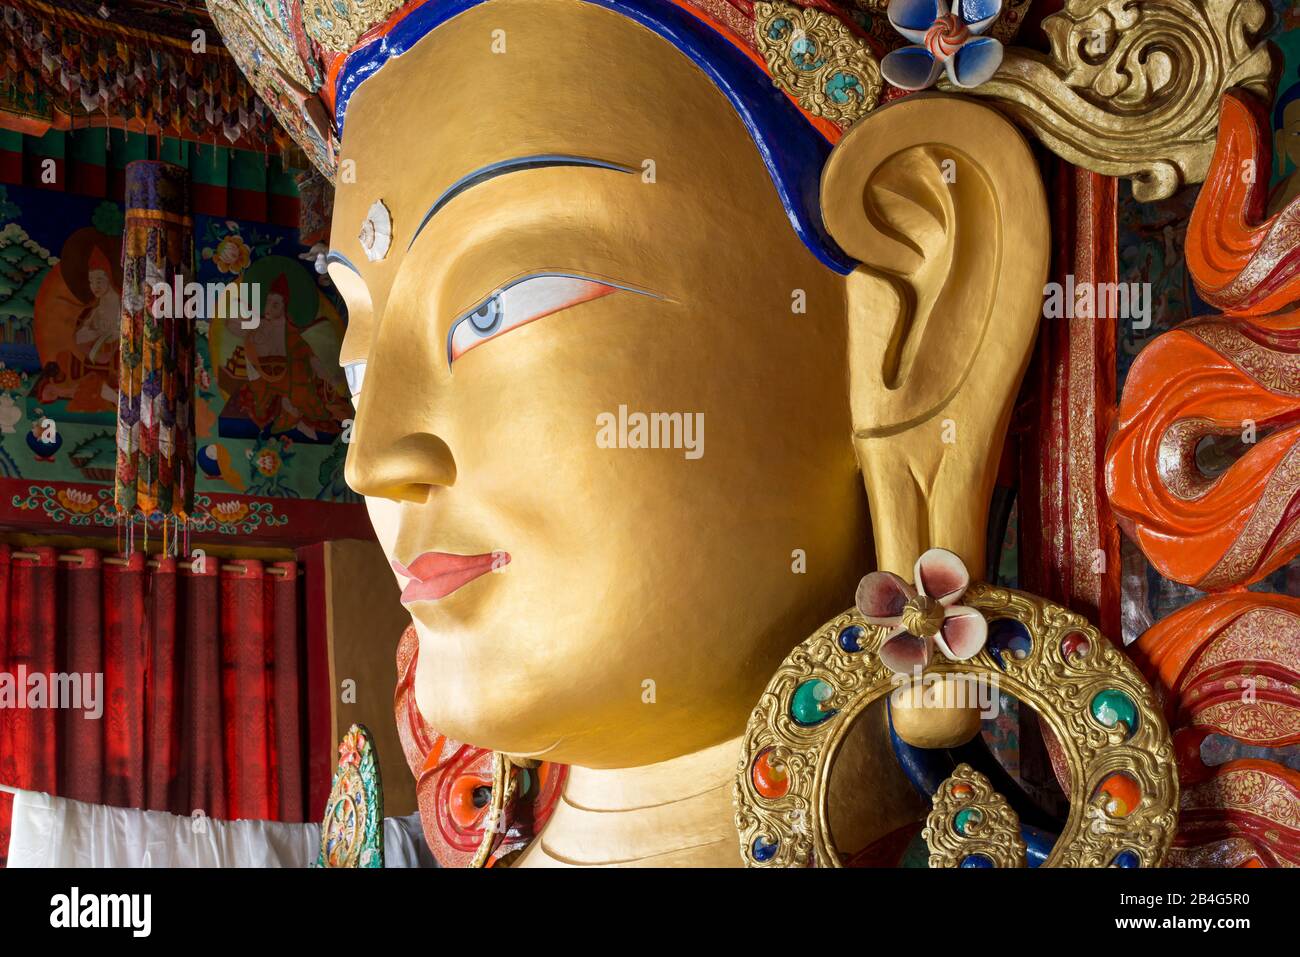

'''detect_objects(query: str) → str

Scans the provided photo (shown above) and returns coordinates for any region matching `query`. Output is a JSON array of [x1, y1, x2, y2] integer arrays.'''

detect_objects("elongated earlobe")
[[822, 94, 1049, 577]]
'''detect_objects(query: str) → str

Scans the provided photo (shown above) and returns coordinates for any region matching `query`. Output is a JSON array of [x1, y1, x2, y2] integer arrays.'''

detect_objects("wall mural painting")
[[0, 182, 357, 505]]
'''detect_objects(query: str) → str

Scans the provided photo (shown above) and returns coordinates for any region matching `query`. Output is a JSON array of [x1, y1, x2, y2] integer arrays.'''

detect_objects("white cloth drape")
[[4, 787, 436, 867]]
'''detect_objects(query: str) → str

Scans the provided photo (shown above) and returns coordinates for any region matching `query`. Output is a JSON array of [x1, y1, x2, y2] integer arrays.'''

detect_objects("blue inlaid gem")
[[824, 71, 863, 105], [987, 618, 1032, 669], [960, 854, 994, 868], [1111, 849, 1141, 869], [752, 835, 778, 862], [838, 624, 865, 652], [791, 678, 836, 725]]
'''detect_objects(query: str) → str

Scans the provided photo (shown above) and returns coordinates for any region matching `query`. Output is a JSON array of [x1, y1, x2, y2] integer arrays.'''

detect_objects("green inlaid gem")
[[791, 678, 836, 726], [1090, 688, 1139, 737]]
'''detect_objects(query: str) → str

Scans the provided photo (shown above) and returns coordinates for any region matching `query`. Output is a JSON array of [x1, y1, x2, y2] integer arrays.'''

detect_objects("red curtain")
[[0, 544, 306, 865]]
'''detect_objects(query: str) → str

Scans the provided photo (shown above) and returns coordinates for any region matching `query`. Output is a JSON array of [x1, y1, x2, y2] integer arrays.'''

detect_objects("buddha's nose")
[[344, 412, 457, 503]]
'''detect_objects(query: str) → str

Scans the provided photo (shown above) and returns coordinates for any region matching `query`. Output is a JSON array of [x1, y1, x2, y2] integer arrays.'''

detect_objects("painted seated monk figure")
[[35, 241, 122, 413], [211, 0, 1060, 865], [218, 273, 353, 438]]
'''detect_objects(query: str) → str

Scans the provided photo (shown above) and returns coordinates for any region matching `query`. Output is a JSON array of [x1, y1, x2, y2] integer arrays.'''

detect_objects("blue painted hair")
[[335, 0, 856, 273]]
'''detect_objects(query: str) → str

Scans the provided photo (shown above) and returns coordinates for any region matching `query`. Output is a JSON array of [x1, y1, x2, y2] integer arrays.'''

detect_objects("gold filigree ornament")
[[755, 1, 883, 127], [923, 764, 1027, 868], [734, 582, 1179, 867], [302, 0, 407, 53], [946, 0, 1277, 201]]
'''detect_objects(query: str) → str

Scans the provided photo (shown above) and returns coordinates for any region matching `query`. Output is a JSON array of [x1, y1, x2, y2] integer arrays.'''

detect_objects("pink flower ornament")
[[338, 734, 361, 768], [855, 548, 988, 674]]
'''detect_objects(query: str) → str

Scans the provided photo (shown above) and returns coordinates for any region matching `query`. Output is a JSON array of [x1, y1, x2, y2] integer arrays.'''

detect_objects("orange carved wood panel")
[[1106, 90, 1300, 868]]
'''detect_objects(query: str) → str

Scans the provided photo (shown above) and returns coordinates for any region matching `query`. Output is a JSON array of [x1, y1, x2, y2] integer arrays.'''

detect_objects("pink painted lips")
[[392, 551, 508, 604]]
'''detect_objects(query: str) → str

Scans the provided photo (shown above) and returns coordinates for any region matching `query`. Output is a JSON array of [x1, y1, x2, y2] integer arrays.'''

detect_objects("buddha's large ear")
[[822, 94, 1048, 578]]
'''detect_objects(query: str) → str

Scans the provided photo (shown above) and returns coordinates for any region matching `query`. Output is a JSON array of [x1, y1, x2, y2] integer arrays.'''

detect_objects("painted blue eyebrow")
[[408, 154, 637, 252], [335, 0, 857, 275]]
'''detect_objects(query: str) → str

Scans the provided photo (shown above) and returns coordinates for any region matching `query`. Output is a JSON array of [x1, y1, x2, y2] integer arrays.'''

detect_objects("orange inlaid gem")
[[752, 748, 790, 800], [1095, 772, 1142, 819]]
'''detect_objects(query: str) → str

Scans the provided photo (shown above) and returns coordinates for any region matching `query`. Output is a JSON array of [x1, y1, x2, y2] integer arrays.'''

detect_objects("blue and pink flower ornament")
[[881, 0, 1004, 91]]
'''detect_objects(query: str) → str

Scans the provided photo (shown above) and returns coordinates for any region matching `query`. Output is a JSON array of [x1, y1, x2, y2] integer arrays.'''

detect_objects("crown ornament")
[[205, 0, 1272, 202]]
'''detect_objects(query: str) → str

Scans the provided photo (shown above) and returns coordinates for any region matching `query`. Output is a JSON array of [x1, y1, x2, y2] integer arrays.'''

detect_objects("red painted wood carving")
[[393, 627, 565, 867], [1106, 315, 1300, 589], [1108, 90, 1300, 867], [1108, 91, 1300, 590], [1186, 91, 1300, 318], [1131, 592, 1300, 867]]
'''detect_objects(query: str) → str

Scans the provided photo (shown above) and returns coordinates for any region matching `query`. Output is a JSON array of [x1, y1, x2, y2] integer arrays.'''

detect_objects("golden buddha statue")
[[209, 0, 1184, 867]]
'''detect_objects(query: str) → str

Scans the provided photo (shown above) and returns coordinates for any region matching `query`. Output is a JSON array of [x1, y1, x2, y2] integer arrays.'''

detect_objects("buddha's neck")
[[515, 736, 743, 867]]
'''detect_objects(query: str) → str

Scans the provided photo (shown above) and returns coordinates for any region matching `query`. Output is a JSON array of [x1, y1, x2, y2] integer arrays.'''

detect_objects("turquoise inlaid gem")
[[790, 36, 824, 71], [1090, 688, 1139, 737], [768, 17, 791, 41], [954, 807, 983, 836], [752, 835, 778, 862], [824, 71, 863, 105], [987, 618, 1032, 669], [838, 624, 865, 652], [960, 853, 994, 868], [791, 678, 836, 725]]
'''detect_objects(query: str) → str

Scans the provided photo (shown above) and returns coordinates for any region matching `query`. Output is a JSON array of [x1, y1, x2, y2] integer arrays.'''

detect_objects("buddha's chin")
[[406, 614, 564, 755]]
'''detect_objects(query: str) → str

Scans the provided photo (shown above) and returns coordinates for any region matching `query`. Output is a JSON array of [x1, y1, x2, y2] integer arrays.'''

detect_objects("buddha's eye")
[[343, 360, 366, 397], [447, 273, 655, 364]]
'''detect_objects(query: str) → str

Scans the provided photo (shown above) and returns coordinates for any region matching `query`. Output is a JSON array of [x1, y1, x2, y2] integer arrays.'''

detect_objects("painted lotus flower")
[[211, 500, 250, 524], [882, 0, 1004, 91], [210, 234, 251, 274], [57, 488, 99, 515], [254, 449, 282, 477], [855, 547, 988, 674]]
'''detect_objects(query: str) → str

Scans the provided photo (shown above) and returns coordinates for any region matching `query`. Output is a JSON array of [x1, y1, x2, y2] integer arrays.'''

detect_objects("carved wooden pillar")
[[1018, 161, 1122, 639]]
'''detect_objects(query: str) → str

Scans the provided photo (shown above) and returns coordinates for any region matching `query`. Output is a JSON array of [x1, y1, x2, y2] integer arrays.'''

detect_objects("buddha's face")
[[334, 0, 869, 767]]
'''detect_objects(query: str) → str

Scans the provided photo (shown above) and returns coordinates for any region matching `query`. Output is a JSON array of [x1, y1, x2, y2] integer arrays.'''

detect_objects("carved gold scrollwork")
[[944, 0, 1276, 201], [923, 764, 1027, 868], [734, 583, 1179, 867], [755, 0, 883, 127]]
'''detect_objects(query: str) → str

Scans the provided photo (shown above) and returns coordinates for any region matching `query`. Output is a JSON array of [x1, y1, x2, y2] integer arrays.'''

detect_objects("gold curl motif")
[[733, 582, 1179, 867], [944, 0, 1276, 201], [754, 0, 882, 127], [923, 764, 1027, 868]]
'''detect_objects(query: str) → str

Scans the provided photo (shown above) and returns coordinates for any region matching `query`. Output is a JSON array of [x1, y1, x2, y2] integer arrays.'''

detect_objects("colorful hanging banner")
[[114, 160, 195, 529]]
